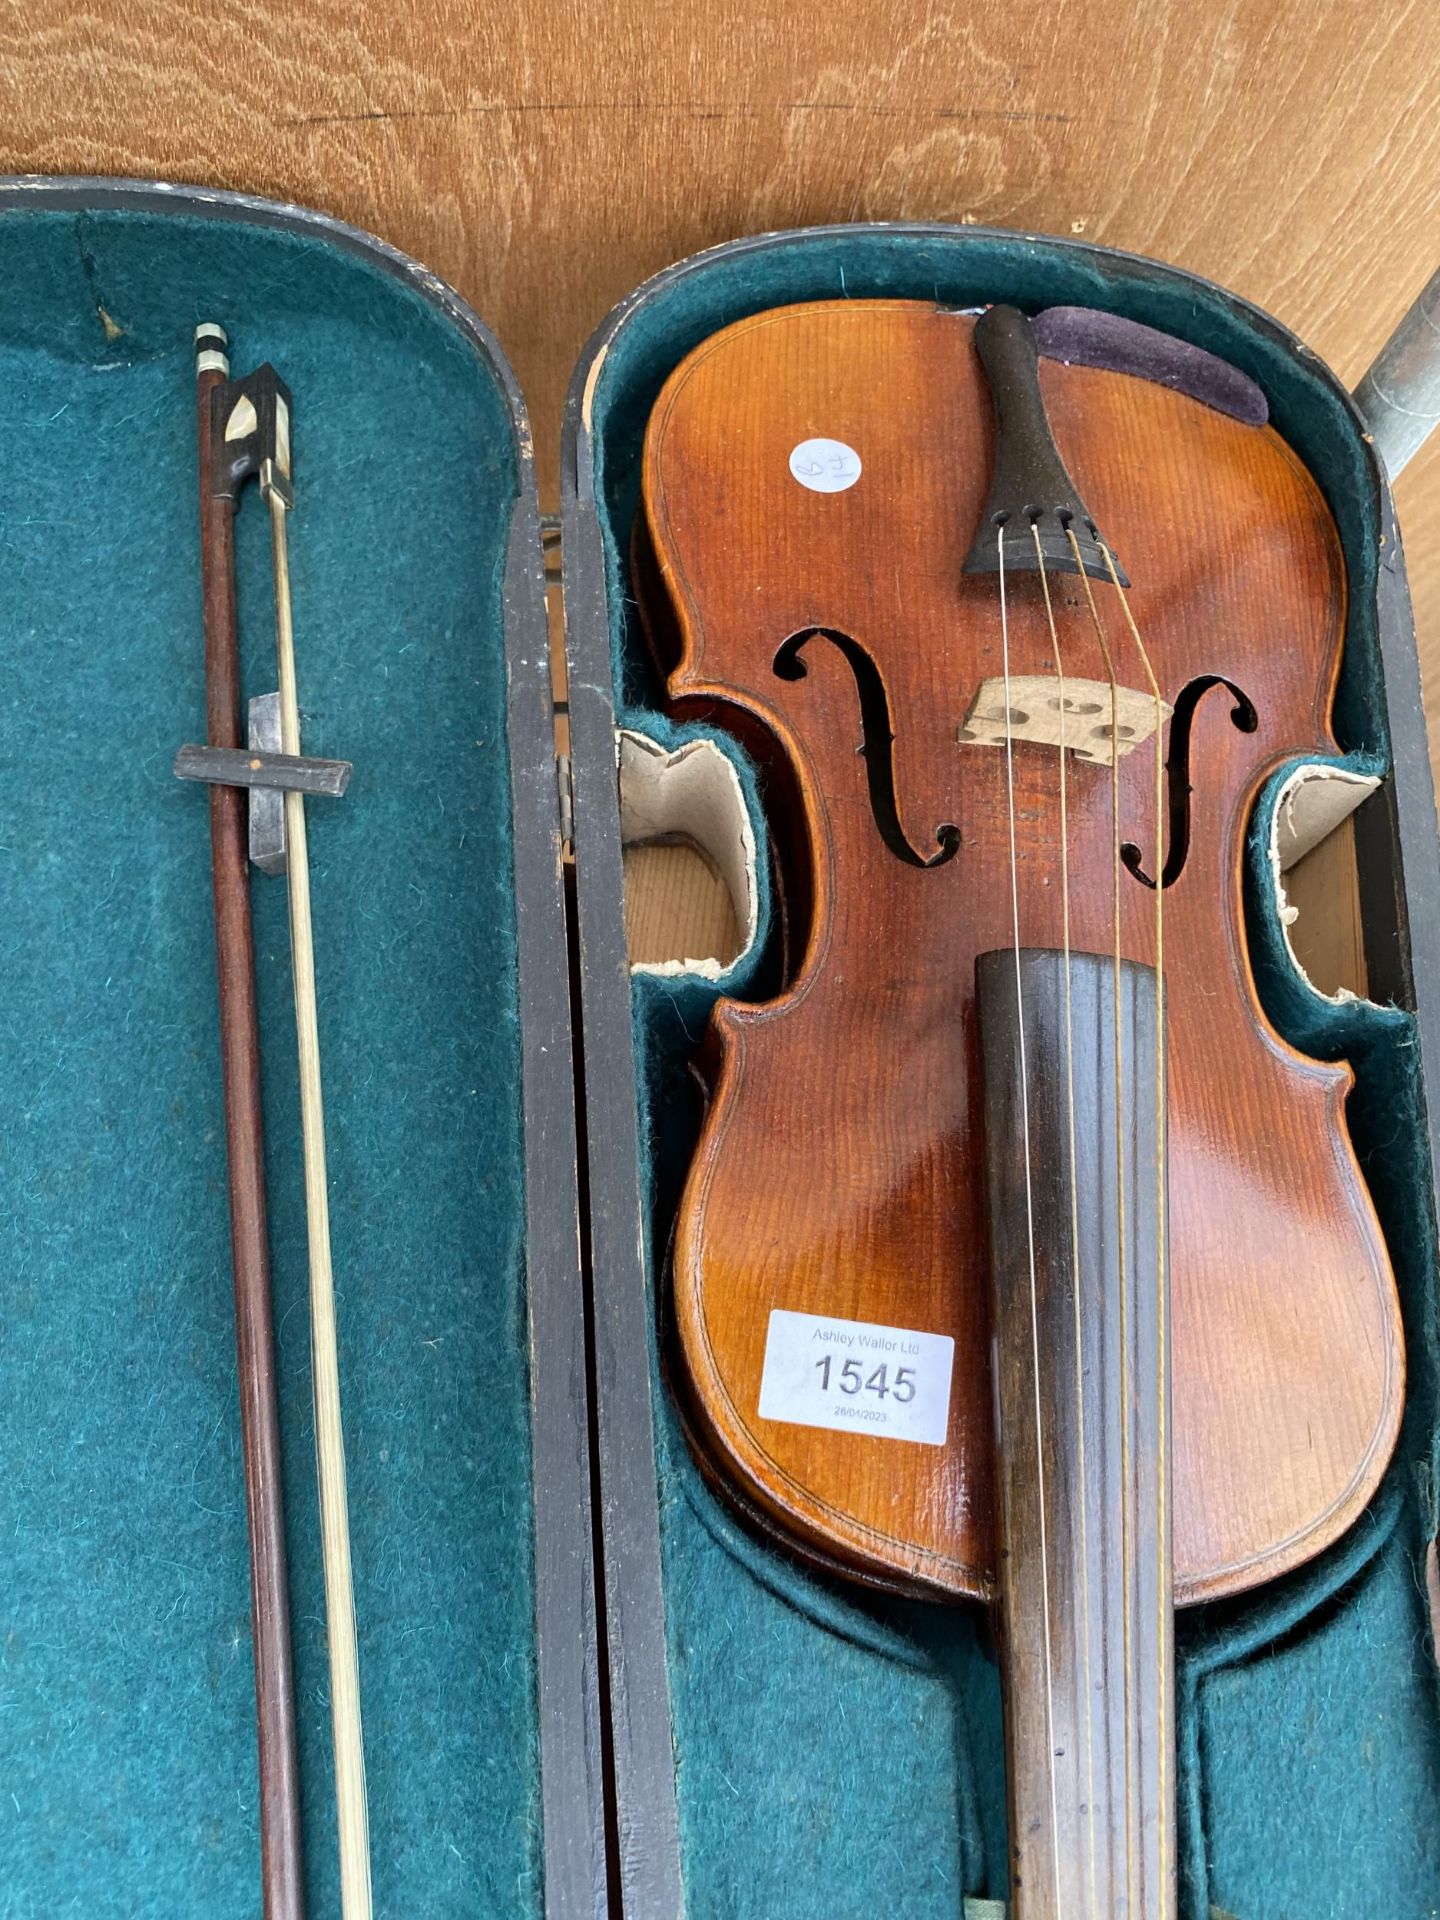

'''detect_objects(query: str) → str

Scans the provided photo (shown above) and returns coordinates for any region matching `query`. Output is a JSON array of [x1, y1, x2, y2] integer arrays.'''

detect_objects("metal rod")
[[265, 480, 373, 1920], [195, 323, 307, 1920], [1353, 266, 1440, 480]]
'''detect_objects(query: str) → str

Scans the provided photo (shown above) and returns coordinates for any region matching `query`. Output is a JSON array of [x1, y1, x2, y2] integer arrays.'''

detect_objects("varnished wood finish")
[[12, 4, 1440, 968], [7, 0, 1440, 704], [641, 299, 1404, 1604], [980, 950, 1172, 1920], [197, 364, 306, 1920]]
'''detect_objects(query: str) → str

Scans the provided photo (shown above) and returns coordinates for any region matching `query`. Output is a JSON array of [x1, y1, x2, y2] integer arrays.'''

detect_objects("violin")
[[634, 298, 1405, 1916]]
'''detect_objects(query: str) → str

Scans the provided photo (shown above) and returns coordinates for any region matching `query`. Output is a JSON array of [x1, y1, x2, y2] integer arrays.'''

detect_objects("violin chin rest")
[[1033, 304, 1271, 426]]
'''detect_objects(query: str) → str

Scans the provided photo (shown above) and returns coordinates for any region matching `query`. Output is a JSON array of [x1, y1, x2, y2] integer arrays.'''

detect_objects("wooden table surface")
[[5, 0, 1436, 972]]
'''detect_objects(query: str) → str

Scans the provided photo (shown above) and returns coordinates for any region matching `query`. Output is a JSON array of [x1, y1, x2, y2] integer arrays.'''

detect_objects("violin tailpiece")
[[960, 303, 1127, 584]]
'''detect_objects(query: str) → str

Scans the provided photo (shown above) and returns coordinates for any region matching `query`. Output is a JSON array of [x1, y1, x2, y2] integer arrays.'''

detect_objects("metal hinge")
[[540, 511, 563, 583], [556, 752, 574, 852]]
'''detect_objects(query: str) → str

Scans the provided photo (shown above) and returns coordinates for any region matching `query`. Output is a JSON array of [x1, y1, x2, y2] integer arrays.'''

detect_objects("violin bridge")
[[957, 673, 1170, 766]]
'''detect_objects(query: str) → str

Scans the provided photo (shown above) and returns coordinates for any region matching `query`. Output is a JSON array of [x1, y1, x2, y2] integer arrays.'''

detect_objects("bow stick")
[[178, 326, 372, 1920], [185, 319, 306, 1920]]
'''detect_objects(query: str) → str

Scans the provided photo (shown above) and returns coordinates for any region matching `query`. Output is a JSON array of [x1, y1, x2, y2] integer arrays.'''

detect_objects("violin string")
[[998, 525, 1064, 1919], [1031, 523, 1099, 1920], [1066, 526, 1138, 1919], [1099, 539, 1170, 1914]]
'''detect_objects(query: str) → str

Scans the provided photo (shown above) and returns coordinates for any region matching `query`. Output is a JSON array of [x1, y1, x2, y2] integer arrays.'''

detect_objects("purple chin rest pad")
[[1032, 306, 1269, 428]]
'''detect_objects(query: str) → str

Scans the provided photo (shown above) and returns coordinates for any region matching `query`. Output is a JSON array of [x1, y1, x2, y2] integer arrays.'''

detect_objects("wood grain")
[[1281, 820, 1368, 1000], [623, 841, 741, 969], [641, 299, 1404, 1602], [3, 0, 1439, 767]]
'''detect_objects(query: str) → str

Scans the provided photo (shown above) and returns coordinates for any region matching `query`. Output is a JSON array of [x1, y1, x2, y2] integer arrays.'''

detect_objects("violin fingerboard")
[[978, 948, 1174, 1920]]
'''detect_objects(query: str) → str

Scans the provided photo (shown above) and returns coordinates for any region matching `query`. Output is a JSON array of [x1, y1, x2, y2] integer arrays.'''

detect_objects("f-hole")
[[773, 628, 961, 870], [1123, 674, 1258, 889]]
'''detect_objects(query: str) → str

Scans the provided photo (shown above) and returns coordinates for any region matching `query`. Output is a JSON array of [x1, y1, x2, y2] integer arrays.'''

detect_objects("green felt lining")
[[0, 207, 542, 1917], [586, 229, 1440, 1914]]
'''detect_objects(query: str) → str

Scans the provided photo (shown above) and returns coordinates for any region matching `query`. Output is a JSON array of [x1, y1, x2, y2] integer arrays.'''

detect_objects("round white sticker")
[[788, 437, 862, 494]]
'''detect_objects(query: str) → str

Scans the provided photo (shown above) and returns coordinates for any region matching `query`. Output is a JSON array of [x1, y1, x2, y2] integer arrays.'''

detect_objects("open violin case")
[[2, 178, 1438, 1918]]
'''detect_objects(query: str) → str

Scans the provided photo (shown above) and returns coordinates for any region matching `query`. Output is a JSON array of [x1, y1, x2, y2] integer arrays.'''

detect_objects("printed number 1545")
[[814, 1356, 916, 1402]]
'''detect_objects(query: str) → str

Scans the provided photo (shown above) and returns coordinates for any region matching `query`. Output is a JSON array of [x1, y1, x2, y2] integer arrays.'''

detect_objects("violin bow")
[[178, 325, 371, 1920]]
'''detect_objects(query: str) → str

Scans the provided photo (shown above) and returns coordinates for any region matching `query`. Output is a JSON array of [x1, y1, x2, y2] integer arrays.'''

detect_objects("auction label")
[[757, 1309, 954, 1446]]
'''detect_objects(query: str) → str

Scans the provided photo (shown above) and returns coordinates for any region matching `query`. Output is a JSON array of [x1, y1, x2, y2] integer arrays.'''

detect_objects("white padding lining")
[[618, 728, 758, 980], [616, 738, 1379, 1000], [1268, 763, 1381, 1005]]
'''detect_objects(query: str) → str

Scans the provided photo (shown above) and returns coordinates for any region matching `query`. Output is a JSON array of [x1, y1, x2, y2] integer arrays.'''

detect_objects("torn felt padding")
[[619, 727, 758, 978], [1273, 760, 1381, 870], [1267, 760, 1383, 1004]]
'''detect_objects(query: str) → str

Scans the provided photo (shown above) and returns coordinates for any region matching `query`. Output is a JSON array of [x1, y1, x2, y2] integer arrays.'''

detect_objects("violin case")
[[2, 179, 1438, 1919]]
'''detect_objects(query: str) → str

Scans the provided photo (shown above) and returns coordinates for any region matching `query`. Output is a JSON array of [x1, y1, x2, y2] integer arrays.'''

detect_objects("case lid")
[[0, 178, 603, 1920]]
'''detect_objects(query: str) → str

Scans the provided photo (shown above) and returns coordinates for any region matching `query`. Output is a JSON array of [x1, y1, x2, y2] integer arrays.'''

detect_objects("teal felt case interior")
[[0, 200, 551, 1917], [574, 229, 1440, 1916]]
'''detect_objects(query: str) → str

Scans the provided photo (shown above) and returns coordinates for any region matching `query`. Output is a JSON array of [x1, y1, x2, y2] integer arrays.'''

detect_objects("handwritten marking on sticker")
[[789, 437, 862, 494], [758, 1309, 954, 1445]]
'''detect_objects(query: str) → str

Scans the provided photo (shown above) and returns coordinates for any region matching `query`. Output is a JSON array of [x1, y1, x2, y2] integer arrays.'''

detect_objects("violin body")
[[638, 298, 1403, 1608]]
